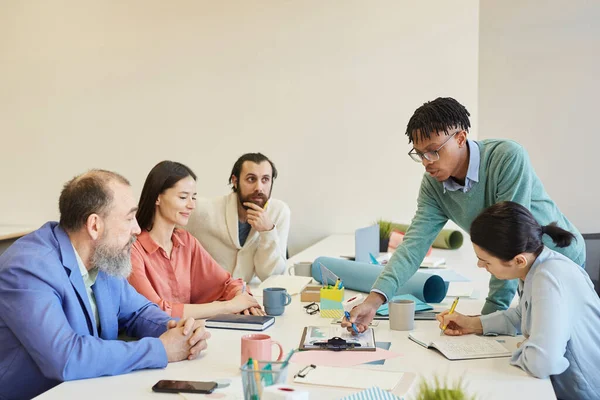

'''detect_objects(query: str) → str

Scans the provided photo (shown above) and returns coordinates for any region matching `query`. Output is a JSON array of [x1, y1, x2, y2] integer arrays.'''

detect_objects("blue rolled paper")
[[312, 257, 448, 303]]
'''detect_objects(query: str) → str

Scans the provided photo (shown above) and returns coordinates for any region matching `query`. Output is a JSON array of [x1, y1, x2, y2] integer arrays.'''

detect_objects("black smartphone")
[[152, 380, 217, 394]]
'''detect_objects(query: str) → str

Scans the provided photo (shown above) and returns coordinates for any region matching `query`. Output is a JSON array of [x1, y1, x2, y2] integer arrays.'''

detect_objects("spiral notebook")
[[408, 330, 512, 360]]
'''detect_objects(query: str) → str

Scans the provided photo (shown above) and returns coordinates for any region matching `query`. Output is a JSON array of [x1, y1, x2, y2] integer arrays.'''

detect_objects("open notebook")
[[408, 331, 512, 360]]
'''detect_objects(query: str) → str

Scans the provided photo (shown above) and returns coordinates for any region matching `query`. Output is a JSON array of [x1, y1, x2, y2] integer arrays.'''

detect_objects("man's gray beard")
[[90, 236, 135, 279]]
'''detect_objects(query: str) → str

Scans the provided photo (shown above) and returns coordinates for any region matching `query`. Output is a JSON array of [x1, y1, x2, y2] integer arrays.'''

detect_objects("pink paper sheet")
[[290, 348, 401, 367]]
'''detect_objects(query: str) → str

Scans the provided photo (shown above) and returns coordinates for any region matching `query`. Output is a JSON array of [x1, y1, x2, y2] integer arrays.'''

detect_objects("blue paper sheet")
[[376, 294, 433, 316], [312, 257, 448, 303], [364, 342, 392, 365]]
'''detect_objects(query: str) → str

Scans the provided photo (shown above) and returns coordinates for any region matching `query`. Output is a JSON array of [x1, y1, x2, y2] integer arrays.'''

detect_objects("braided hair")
[[405, 97, 471, 144]]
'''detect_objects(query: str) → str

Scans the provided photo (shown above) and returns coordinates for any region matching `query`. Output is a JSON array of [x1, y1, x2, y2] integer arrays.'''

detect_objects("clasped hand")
[[160, 318, 211, 362]]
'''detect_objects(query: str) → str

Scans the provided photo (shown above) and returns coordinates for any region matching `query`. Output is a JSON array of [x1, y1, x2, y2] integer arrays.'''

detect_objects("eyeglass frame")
[[303, 302, 319, 315], [407, 130, 462, 163]]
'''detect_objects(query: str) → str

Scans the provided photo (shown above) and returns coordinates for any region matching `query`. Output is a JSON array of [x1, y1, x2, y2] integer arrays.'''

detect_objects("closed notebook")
[[205, 314, 275, 331], [408, 330, 511, 360]]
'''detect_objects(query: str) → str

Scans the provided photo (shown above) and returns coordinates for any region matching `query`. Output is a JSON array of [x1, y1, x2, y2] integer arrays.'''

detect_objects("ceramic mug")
[[263, 287, 292, 316], [240, 333, 283, 365], [288, 262, 312, 277]]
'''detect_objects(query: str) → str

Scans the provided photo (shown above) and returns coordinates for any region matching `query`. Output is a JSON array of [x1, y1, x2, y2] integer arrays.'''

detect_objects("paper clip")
[[312, 336, 361, 351], [295, 364, 316, 378]]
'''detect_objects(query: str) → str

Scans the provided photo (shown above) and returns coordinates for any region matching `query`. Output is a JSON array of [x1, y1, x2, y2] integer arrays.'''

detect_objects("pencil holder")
[[319, 287, 344, 318], [240, 361, 289, 400]]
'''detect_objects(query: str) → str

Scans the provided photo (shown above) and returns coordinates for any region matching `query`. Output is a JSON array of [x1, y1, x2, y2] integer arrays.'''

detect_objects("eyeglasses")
[[303, 302, 319, 315], [407, 131, 460, 163]]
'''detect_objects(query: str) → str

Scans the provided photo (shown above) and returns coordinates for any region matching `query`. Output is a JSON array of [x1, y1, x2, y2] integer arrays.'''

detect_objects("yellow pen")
[[442, 297, 460, 331], [264, 201, 269, 210], [252, 358, 262, 397]]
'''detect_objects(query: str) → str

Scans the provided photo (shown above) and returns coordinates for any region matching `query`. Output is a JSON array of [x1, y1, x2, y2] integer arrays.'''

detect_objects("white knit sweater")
[[186, 192, 290, 283]]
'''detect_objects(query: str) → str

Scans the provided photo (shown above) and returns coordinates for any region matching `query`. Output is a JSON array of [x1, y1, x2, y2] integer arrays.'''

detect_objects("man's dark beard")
[[90, 235, 136, 278], [238, 191, 269, 210]]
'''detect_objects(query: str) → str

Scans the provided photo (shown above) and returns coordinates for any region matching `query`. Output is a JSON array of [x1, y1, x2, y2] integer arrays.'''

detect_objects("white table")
[[36, 235, 555, 399]]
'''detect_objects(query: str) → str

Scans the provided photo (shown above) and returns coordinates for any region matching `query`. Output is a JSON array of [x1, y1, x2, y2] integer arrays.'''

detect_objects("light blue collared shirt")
[[72, 245, 100, 330], [443, 139, 480, 193], [480, 247, 600, 399]]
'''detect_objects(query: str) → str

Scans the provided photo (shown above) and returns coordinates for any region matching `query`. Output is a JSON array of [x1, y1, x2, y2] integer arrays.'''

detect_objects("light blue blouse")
[[480, 246, 600, 399]]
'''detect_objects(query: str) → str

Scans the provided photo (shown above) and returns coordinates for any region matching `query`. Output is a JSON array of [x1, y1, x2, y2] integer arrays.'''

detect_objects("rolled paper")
[[390, 223, 464, 250], [312, 257, 448, 303]]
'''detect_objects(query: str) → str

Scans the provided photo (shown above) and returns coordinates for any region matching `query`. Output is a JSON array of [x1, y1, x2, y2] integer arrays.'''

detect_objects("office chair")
[[583, 233, 600, 297]]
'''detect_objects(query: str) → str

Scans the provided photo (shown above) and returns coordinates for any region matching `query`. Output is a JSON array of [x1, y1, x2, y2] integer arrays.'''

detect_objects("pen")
[[344, 311, 359, 334], [441, 297, 460, 332], [252, 358, 262, 398], [334, 279, 340, 289], [242, 281, 247, 294]]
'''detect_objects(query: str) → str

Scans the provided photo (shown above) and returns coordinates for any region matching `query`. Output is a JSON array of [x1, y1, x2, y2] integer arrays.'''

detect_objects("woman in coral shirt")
[[129, 160, 264, 319]]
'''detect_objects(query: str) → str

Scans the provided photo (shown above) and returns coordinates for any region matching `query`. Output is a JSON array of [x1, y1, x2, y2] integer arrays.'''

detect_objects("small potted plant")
[[376, 219, 393, 252], [415, 376, 474, 400]]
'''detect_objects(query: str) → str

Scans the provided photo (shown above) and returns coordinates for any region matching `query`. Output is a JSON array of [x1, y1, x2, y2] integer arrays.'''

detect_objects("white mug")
[[389, 299, 415, 331], [288, 262, 312, 277]]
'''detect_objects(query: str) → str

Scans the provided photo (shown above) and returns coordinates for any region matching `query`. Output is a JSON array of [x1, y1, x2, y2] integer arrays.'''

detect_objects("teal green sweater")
[[373, 139, 585, 314]]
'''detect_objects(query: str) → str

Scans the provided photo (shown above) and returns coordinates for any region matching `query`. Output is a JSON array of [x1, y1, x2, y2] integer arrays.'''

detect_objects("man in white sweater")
[[187, 153, 290, 282]]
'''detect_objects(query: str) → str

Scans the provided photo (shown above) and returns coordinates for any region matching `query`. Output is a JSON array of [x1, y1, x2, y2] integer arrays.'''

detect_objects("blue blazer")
[[0, 222, 172, 400]]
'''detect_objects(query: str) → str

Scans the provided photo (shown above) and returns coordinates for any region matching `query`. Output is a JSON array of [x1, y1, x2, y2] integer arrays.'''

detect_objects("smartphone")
[[152, 380, 217, 394]]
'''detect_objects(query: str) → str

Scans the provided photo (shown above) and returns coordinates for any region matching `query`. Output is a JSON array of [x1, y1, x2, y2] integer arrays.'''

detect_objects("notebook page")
[[432, 335, 512, 360], [294, 366, 402, 390]]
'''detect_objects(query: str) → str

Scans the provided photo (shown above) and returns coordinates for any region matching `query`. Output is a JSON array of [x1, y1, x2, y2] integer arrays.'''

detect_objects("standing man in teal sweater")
[[344, 97, 585, 332]]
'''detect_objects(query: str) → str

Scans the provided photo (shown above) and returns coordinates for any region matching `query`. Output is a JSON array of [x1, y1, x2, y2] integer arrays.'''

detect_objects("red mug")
[[240, 334, 283, 366]]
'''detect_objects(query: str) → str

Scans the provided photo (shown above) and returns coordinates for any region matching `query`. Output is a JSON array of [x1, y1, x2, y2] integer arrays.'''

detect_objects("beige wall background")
[[0, 1, 479, 255], [479, 0, 600, 233]]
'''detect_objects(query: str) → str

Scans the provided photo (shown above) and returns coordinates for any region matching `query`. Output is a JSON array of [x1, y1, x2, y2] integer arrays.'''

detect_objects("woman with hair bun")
[[437, 201, 600, 399]]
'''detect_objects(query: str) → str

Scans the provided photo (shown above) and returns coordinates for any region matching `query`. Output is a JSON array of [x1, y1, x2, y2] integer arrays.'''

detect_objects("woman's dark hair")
[[136, 161, 197, 231], [470, 201, 575, 261], [405, 97, 471, 144]]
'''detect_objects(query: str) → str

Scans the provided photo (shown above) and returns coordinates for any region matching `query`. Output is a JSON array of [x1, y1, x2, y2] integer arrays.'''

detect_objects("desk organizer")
[[319, 287, 344, 318]]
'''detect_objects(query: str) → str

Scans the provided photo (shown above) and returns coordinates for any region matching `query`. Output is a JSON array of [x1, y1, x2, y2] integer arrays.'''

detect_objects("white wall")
[[0, 1, 479, 254], [479, 0, 600, 233]]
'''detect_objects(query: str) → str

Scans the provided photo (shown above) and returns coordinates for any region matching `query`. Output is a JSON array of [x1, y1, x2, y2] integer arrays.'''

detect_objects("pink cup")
[[240, 334, 283, 366]]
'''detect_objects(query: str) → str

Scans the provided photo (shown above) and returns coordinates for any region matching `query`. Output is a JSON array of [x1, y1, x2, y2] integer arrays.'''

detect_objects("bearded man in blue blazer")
[[0, 170, 211, 400]]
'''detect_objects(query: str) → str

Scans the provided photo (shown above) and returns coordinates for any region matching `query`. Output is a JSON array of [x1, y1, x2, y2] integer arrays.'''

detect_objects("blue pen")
[[369, 253, 380, 265], [344, 311, 359, 334]]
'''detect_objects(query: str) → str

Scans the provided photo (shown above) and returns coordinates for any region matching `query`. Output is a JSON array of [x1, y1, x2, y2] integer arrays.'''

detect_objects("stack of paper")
[[420, 256, 446, 268], [293, 366, 403, 391]]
